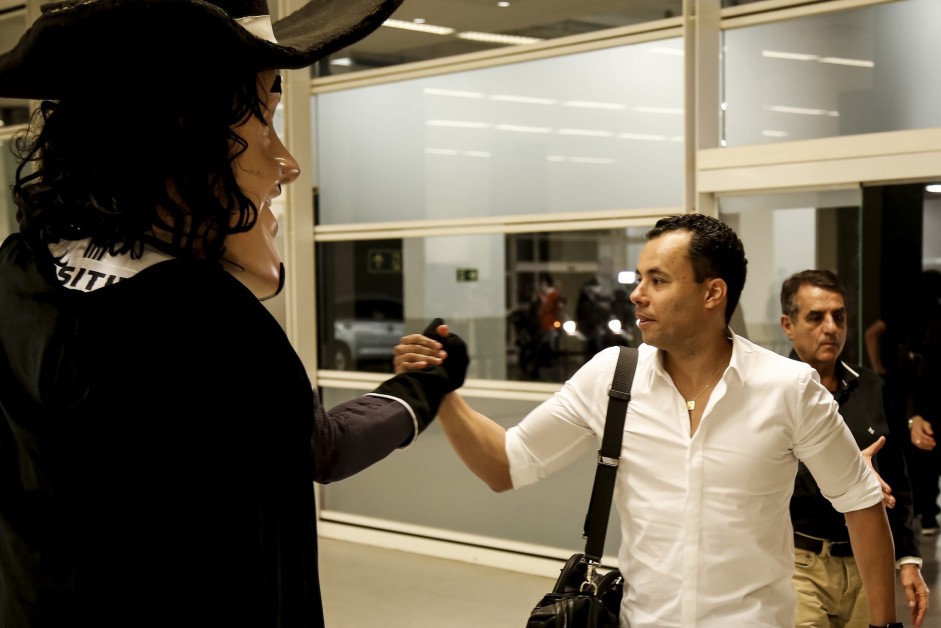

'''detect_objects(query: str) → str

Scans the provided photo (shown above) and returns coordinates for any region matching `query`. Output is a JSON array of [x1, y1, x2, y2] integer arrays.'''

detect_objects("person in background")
[[0, 1, 468, 626], [396, 214, 902, 628], [780, 269, 928, 627], [866, 270, 941, 535]]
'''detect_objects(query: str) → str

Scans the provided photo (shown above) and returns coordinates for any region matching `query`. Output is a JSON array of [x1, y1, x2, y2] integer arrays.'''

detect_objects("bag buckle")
[[579, 560, 599, 594]]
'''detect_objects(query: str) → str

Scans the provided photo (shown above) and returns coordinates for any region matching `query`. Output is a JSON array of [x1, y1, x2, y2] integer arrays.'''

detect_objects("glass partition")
[[317, 227, 652, 382], [314, 39, 684, 224], [723, 0, 941, 146]]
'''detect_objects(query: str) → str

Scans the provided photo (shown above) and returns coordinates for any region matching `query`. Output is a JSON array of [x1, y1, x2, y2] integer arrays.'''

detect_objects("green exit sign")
[[456, 268, 478, 282]]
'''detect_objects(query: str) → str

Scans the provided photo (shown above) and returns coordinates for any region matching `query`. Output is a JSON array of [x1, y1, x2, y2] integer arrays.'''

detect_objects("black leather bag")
[[525, 346, 637, 628], [526, 553, 624, 627]]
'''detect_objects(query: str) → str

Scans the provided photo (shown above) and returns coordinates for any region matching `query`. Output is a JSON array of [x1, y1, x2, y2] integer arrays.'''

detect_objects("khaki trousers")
[[793, 545, 868, 627]]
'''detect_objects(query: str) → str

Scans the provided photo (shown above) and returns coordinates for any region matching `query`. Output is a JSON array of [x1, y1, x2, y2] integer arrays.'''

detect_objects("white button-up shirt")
[[505, 333, 883, 627]]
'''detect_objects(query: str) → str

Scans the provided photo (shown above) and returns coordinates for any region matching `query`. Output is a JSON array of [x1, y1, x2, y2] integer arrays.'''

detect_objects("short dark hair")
[[780, 269, 845, 320], [645, 214, 747, 324], [12, 69, 267, 273]]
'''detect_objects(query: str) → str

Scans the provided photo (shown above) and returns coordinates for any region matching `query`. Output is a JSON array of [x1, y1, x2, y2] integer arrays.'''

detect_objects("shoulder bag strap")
[[583, 345, 638, 562]]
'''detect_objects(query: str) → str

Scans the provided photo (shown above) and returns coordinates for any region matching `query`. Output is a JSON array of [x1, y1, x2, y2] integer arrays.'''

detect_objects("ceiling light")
[[384, 18, 454, 35], [762, 130, 789, 137], [457, 31, 542, 45], [563, 100, 625, 110], [425, 148, 459, 156], [926, 184, 941, 194], [497, 1, 511, 6], [818, 56, 874, 68], [424, 88, 484, 99], [330, 57, 352, 66], [762, 50, 818, 61], [464, 150, 491, 158], [618, 132, 667, 141], [495, 124, 552, 134], [426, 120, 489, 129], [491, 94, 557, 105], [570, 157, 616, 164], [767, 105, 839, 117], [557, 129, 614, 137], [632, 106, 683, 114]]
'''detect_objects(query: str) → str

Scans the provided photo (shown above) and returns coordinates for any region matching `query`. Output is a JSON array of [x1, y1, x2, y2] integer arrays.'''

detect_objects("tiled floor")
[[321, 526, 941, 627]]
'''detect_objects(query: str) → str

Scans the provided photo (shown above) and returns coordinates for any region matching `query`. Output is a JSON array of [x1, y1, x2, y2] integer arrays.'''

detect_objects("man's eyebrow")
[[271, 74, 282, 93]]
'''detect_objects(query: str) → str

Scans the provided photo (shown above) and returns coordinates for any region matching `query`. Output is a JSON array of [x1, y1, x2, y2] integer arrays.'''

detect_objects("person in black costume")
[[780, 270, 928, 627], [0, 1, 468, 626]]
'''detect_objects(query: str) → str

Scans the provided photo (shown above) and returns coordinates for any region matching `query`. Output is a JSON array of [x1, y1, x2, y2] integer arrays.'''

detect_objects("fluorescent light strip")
[[632, 106, 683, 115], [767, 105, 839, 117], [425, 148, 458, 156], [762, 130, 789, 137], [618, 132, 667, 141], [424, 87, 485, 99], [330, 57, 352, 66], [562, 100, 625, 110], [926, 184, 941, 193], [464, 150, 491, 158], [762, 50, 818, 61], [426, 120, 490, 129], [490, 94, 557, 105], [819, 56, 874, 68], [457, 31, 542, 45], [557, 129, 614, 137], [383, 19, 454, 35], [570, 157, 616, 164], [763, 49, 874, 68], [495, 124, 552, 134]]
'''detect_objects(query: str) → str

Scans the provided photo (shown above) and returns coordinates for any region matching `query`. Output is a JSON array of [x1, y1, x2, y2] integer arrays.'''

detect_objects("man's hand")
[[861, 436, 895, 509], [393, 318, 469, 391], [910, 415, 936, 451], [899, 563, 929, 627]]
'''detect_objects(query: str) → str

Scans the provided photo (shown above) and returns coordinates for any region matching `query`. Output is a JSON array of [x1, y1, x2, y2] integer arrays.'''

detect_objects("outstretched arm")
[[395, 325, 512, 492], [437, 393, 512, 492], [845, 502, 899, 626]]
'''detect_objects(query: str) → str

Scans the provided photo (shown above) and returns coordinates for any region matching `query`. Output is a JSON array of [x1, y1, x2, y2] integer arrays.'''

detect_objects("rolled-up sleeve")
[[793, 371, 883, 513], [506, 348, 618, 488]]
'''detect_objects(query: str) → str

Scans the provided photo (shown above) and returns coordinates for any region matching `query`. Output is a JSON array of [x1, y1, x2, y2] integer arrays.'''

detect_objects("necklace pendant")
[[686, 400, 696, 411]]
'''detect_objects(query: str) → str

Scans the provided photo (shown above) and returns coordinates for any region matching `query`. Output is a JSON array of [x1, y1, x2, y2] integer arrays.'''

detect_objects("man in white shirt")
[[396, 213, 901, 627]]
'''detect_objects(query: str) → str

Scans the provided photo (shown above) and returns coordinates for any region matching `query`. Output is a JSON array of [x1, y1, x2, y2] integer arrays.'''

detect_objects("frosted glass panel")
[[723, 0, 941, 146], [314, 40, 684, 225]]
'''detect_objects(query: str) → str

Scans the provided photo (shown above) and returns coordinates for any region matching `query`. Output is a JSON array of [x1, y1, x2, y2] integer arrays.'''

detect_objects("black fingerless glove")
[[421, 317, 469, 391], [369, 318, 470, 446]]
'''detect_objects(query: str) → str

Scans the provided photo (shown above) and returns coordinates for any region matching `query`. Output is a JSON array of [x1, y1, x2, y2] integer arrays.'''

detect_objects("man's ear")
[[780, 314, 794, 339], [703, 277, 727, 312]]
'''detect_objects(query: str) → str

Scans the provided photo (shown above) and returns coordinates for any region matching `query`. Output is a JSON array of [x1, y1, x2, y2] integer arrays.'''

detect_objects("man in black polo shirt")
[[780, 270, 928, 627]]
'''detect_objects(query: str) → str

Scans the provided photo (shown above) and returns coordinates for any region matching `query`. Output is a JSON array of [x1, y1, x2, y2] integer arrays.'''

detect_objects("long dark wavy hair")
[[12, 68, 268, 273]]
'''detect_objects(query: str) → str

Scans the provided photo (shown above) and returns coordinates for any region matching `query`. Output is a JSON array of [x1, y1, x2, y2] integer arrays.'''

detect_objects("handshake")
[[394, 317, 469, 392]]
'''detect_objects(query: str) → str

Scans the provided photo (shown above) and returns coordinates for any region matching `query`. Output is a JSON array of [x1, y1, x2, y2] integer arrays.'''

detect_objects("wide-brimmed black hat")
[[0, 0, 403, 100]]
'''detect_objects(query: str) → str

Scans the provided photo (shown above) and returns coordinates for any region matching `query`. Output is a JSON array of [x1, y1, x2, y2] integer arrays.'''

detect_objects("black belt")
[[794, 533, 854, 558]]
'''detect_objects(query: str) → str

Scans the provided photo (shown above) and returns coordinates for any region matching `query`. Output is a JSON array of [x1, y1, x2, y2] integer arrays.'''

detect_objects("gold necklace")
[[685, 366, 723, 411]]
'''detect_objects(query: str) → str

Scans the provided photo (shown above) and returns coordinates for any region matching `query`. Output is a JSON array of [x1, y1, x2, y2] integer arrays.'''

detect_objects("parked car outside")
[[327, 296, 404, 371]]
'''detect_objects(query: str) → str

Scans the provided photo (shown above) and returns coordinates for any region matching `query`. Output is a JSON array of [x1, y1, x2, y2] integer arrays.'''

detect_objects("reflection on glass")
[[314, 40, 684, 224], [723, 0, 941, 146], [316, 228, 651, 381], [314, 0, 683, 76]]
